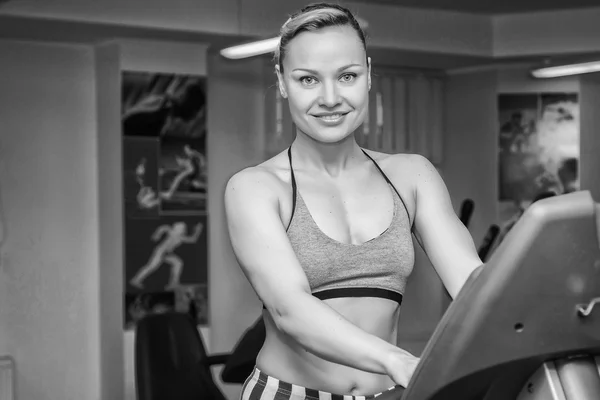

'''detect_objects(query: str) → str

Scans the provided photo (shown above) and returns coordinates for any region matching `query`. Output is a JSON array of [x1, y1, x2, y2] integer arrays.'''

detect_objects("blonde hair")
[[275, 3, 367, 72]]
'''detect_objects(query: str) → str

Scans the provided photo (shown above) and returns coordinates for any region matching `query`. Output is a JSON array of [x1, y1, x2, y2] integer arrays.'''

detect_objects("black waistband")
[[313, 287, 403, 304], [261, 288, 403, 309]]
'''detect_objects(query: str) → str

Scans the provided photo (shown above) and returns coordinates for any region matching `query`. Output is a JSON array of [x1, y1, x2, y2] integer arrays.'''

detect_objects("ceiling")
[[1, 1, 599, 71], [364, 0, 600, 14]]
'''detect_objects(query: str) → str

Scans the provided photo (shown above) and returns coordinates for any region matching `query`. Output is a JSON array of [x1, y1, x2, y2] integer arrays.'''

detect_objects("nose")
[[318, 81, 341, 108]]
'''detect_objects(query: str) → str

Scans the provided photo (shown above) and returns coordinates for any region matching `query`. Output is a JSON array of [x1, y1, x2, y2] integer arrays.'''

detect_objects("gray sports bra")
[[285, 147, 415, 306]]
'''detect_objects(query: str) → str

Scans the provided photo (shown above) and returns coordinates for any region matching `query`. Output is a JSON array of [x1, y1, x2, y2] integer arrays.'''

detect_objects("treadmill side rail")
[[555, 355, 600, 400]]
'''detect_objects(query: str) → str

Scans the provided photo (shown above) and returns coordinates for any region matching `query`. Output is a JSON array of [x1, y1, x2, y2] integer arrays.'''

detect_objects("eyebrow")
[[291, 63, 363, 73]]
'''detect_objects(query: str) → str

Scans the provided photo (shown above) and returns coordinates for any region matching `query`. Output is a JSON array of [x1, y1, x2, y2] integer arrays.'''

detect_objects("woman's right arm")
[[224, 168, 416, 386]]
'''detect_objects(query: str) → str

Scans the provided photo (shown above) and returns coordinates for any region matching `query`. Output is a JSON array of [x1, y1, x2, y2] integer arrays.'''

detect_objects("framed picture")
[[497, 92, 579, 236], [121, 71, 209, 329]]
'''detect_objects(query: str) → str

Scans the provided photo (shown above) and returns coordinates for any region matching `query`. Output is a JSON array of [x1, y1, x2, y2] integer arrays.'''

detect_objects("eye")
[[340, 73, 357, 83], [300, 76, 318, 86]]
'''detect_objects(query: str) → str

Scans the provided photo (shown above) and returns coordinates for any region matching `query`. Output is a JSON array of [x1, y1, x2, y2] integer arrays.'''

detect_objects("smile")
[[313, 112, 349, 125]]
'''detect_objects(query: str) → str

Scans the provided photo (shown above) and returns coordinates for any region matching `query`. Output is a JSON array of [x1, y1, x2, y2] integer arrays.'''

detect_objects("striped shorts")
[[240, 367, 404, 400]]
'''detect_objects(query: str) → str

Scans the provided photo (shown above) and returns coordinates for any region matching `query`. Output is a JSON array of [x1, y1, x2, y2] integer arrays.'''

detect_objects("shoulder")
[[225, 166, 278, 202], [361, 151, 435, 223], [362, 149, 427, 166], [225, 151, 291, 203], [362, 150, 444, 209], [362, 150, 435, 184]]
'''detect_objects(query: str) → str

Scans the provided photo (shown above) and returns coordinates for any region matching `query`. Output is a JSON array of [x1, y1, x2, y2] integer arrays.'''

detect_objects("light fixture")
[[220, 37, 281, 60], [220, 17, 369, 60], [531, 60, 600, 78]]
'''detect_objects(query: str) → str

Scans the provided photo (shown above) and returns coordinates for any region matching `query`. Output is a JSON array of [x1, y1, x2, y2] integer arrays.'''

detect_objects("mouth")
[[313, 111, 350, 124]]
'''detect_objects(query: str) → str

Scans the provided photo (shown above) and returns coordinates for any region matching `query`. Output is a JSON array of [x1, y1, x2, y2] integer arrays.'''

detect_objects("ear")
[[275, 64, 288, 99], [367, 57, 372, 92]]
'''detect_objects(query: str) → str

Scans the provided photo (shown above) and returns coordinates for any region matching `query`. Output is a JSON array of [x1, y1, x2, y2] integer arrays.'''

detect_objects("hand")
[[385, 349, 420, 388]]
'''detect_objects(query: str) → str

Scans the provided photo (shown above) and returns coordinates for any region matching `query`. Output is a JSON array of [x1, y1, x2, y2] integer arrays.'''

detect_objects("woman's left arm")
[[410, 155, 483, 299]]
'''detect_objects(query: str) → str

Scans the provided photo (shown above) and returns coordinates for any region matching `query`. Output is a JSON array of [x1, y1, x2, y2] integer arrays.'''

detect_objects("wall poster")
[[121, 71, 208, 329], [497, 92, 579, 241]]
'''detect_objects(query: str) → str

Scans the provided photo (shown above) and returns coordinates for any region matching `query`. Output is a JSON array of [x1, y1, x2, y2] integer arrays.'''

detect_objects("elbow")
[[272, 311, 294, 338], [269, 308, 300, 341], [266, 291, 311, 337], [268, 302, 296, 335]]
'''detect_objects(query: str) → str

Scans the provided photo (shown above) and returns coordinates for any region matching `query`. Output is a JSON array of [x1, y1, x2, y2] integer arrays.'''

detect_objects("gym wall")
[[0, 40, 103, 400]]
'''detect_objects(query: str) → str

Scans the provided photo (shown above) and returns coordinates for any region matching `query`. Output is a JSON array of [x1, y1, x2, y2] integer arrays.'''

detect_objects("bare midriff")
[[256, 296, 401, 396]]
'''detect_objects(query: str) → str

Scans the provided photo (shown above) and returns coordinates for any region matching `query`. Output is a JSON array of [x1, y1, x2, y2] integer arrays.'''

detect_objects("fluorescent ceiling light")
[[531, 61, 600, 78], [220, 37, 280, 59], [220, 17, 369, 60]]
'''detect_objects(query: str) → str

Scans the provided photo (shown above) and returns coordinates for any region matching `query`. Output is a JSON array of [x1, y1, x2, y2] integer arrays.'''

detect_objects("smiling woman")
[[224, 3, 483, 400], [274, 6, 370, 145]]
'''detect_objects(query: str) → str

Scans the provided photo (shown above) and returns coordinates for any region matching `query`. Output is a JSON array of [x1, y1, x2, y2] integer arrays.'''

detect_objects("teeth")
[[320, 114, 342, 121]]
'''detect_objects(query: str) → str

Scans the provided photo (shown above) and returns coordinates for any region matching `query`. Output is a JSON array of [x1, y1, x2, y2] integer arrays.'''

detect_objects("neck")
[[291, 130, 364, 176]]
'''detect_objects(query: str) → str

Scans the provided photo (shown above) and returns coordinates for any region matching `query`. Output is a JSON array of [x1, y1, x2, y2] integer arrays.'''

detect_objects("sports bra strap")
[[287, 147, 412, 228], [287, 147, 297, 230], [361, 149, 412, 227]]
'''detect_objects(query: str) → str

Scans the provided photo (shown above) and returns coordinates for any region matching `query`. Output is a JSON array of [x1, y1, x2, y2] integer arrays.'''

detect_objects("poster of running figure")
[[123, 136, 206, 215], [125, 216, 208, 291], [121, 71, 208, 328], [159, 137, 207, 214], [497, 92, 579, 239]]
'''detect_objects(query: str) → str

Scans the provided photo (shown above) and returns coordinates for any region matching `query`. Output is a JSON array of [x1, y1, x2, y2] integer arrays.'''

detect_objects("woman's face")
[[277, 25, 371, 144]]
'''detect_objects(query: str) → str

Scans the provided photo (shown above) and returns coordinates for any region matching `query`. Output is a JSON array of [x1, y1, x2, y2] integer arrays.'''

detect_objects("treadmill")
[[378, 190, 600, 400]]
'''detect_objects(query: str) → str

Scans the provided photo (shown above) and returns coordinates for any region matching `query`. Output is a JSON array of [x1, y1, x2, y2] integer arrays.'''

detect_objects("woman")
[[225, 3, 483, 399]]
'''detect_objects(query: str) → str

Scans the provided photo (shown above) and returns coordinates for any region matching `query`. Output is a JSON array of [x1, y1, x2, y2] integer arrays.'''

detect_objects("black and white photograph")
[[122, 71, 206, 139], [121, 71, 209, 332], [123, 136, 161, 218], [159, 137, 207, 214], [7, 2, 600, 400], [498, 92, 580, 228], [125, 215, 208, 293]]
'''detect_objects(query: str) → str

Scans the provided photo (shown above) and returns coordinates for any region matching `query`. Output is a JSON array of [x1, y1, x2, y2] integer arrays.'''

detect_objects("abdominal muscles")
[[257, 296, 401, 395]]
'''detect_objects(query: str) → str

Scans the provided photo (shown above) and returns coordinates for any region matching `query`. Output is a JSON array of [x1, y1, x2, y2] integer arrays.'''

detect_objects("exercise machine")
[[459, 198, 475, 228], [377, 190, 600, 399], [478, 224, 500, 262]]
